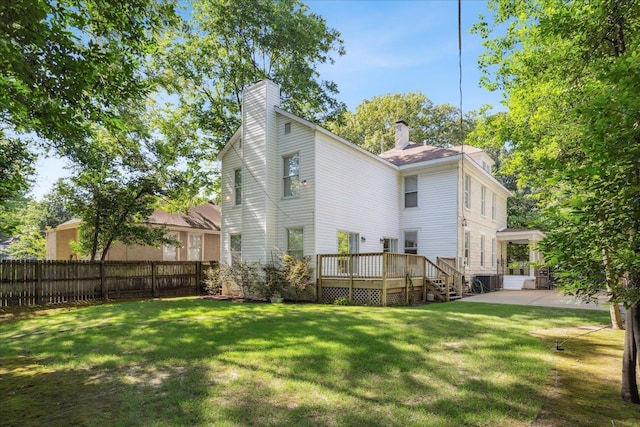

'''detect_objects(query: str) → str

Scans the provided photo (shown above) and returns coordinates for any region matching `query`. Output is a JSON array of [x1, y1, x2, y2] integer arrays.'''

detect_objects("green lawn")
[[0, 298, 635, 426]]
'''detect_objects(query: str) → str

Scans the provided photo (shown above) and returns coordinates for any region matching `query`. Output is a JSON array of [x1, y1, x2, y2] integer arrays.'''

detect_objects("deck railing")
[[436, 257, 465, 297], [317, 253, 443, 306]]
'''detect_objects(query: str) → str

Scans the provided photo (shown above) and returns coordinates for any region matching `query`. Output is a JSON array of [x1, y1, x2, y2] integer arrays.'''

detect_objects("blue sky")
[[307, 0, 503, 111], [32, 0, 502, 200]]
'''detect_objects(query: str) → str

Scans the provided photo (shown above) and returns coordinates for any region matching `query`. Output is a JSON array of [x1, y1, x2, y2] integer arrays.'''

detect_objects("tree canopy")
[[325, 92, 476, 154], [154, 0, 346, 152], [1, 0, 179, 155], [475, 0, 640, 403]]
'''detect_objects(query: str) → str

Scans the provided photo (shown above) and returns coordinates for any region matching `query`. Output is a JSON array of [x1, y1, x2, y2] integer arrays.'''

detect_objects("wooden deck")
[[316, 253, 464, 306]]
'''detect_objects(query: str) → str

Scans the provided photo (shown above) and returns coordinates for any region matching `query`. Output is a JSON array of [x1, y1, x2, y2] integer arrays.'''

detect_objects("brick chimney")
[[394, 120, 410, 150]]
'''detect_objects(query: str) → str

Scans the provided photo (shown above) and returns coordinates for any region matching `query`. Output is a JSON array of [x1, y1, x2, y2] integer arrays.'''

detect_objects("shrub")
[[280, 254, 313, 302]]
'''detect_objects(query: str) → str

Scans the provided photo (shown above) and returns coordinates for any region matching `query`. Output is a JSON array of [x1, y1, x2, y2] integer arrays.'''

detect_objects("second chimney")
[[394, 120, 410, 150]]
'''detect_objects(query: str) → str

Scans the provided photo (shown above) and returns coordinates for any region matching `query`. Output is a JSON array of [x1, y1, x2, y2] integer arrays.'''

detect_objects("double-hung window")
[[234, 169, 242, 205], [283, 153, 300, 197], [464, 231, 471, 265], [491, 192, 497, 220], [480, 235, 485, 267], [163, 232, 180, 261], [404, 175, 418, 208], [230, 234, 241, 265], [188, 234, 202, 261], [464, 174, 471, 209], [287, 228, 304, 259], [404, 231, 418, 255], [481, 185, 487, 217]]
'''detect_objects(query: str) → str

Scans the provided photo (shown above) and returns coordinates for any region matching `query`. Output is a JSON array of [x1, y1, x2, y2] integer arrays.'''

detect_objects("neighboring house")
[[46, 202, 221, 262], [219, 80, 512, 281]]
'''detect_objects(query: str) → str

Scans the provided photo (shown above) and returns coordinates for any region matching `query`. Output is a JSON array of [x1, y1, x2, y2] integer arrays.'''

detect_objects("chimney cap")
[[395, 120, 409, 125]]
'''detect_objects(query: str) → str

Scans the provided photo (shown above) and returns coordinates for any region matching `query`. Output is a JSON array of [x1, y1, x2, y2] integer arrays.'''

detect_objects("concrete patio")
[[458, 289, 614, 311]]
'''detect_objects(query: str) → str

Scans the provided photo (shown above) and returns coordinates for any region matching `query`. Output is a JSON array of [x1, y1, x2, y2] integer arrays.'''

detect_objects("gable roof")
[[53, 202, 221, 232], [379, 144, 462, 166], [149, 202, 220, 231]]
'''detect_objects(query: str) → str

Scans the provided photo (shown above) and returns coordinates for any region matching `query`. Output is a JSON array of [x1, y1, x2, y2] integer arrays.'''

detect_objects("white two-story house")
[[219, 80, 511, 288]]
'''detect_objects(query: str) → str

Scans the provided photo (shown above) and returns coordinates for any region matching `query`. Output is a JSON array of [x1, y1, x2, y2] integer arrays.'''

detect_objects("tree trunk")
[[621, 302, 640, 403], [610, 303, 624, 330], [602, 246, 624, 329]]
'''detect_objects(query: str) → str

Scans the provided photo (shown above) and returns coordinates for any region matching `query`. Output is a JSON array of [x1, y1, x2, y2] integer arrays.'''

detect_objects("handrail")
[[436, 257, 464, 297]]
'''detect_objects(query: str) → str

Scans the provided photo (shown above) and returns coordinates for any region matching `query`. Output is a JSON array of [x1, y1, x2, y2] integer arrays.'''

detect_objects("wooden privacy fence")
[[0, 260, 218, 307]]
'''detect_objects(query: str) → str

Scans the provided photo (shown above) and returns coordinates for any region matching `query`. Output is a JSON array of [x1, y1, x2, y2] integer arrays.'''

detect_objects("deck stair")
[[424, 257, 463, 302], [426, 277, 462, 301]]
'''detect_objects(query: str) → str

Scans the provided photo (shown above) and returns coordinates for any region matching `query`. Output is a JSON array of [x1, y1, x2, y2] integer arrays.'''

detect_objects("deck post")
[[422, 256, 427, 303], [348, 254, 353, 301], [316, 255, 322, 302], [382, 253, 387, 306], [405, 255, 409, 304]]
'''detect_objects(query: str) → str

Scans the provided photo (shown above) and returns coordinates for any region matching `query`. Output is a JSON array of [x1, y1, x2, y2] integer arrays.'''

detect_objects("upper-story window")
[[492, 192, 497, 220], [481, 185, 487, 217], [234, 169, 242, 205], [284, 122, 291, 134], [283, 153, 300, 197], [404, 175, 418, 208], [464, 174, 471, 209], [482, 160, 491, 173]]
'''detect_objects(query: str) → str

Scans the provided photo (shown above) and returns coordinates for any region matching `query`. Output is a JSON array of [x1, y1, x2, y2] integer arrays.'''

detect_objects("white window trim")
[[404, 230, 418, 255], [404, 175, 418, 208], [480, 234, 486, 268], [187, 233, 203, 261], [491, 192, 497, 221], [233, 168, 242, 206], [283, 152, 300, 198], [480, 185, 487, 217], [229, 233, 241, 265], [464, 174, 471, 210], [287, 227, 304, 258], [163, 231, 180, 261]]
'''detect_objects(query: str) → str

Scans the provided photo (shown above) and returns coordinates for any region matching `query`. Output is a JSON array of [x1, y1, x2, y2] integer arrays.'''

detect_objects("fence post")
[[101, 261, 108, 300], [151, 262, 158, 298], [196, 262, 202, 295], [35, 261, 43, 305]]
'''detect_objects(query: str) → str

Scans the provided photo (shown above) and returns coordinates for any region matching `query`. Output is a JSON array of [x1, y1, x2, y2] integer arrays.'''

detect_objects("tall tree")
[[475, 0, 640, 402], [326, 92, 476, 154], [155, 0, 346, 152], [58, 106, 203, 261], [1, 0, 179, 158]]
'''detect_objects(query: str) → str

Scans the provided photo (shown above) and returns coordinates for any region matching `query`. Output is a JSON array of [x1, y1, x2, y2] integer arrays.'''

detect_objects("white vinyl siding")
[[401, 166, 458, 261], [315, 132, 399, 255], [276, 114, 316, 260]]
